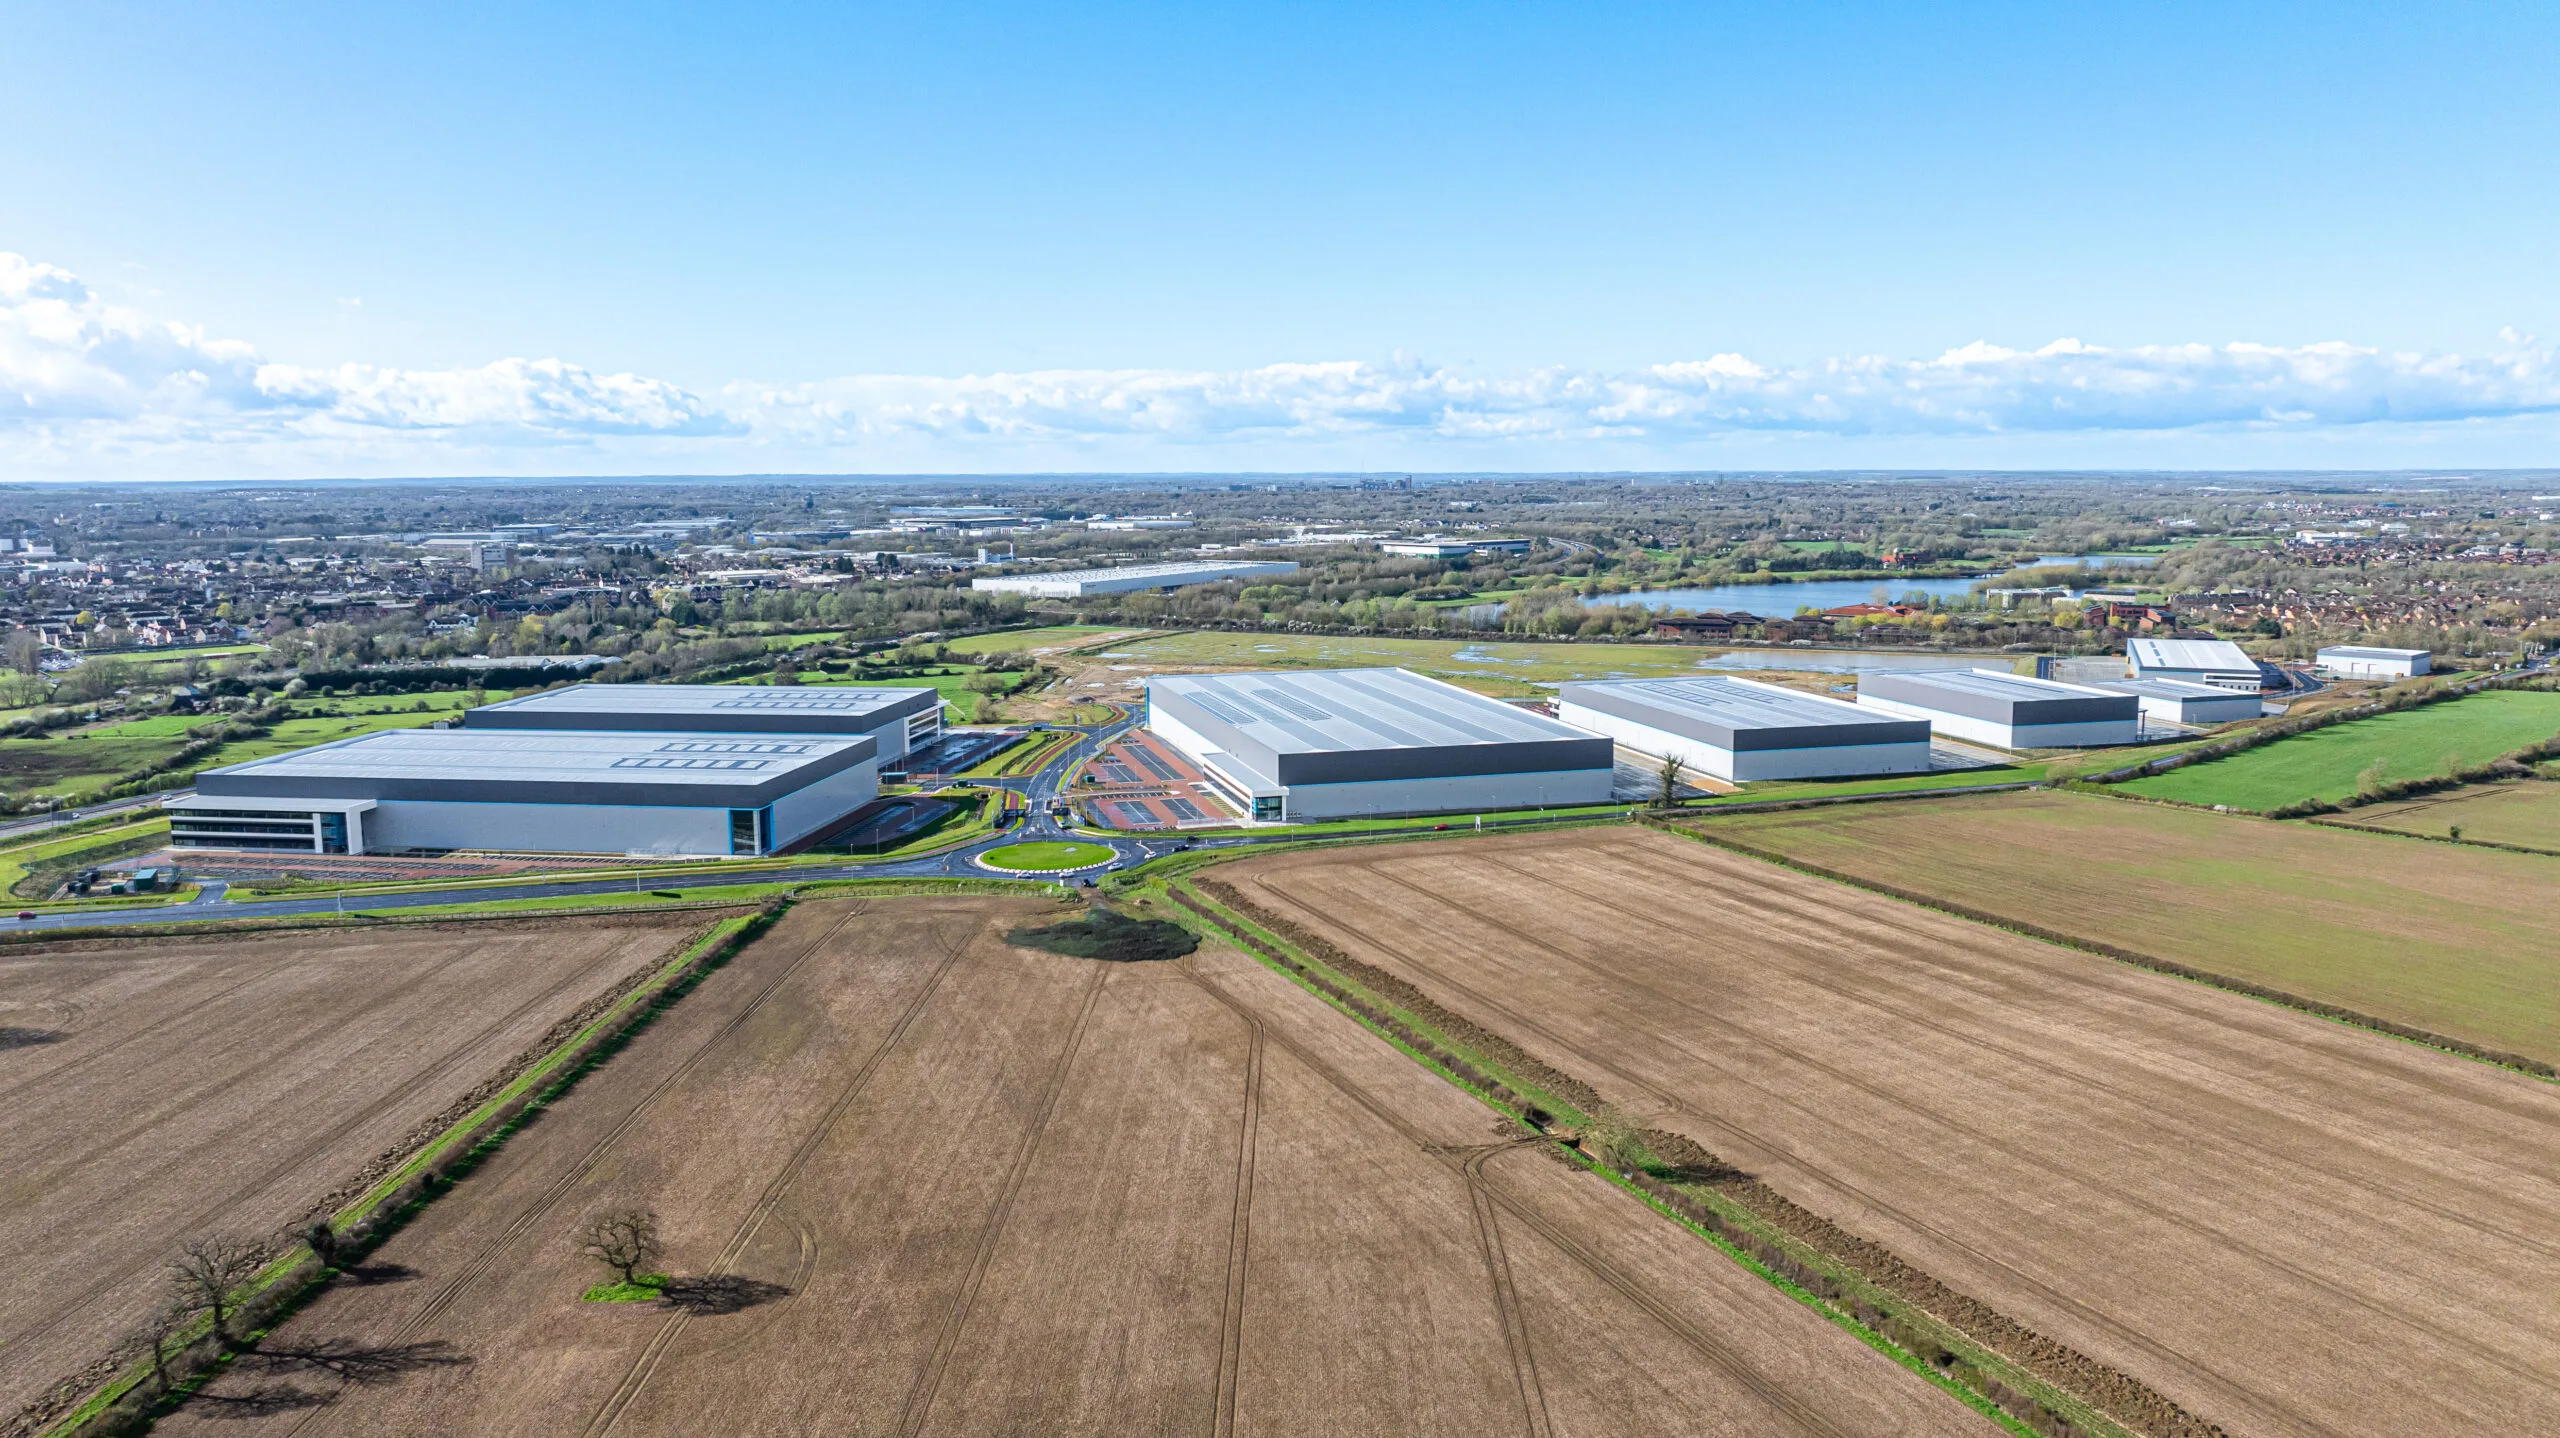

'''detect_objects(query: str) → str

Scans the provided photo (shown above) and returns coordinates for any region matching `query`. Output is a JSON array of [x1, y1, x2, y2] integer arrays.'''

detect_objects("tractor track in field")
[[1172, 960, 1856, 1438], [1478, 853, 2560, 1258], [889, 961, 1112, 1438], [582, 920, 982, 1437], [0, 933, 638, 1389], [1247, 866, 2353, 1438], [1183, 957, 1264, 1438], [265, 903, 878, 1438]]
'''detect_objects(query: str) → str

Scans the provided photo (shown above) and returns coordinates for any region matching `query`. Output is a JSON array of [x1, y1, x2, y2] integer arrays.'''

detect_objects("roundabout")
[[974, 840, 1118, 873]]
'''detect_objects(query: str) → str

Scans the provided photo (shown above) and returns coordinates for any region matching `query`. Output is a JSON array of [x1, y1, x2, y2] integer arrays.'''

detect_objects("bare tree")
[[167, 1235, 268, 1346], [1654, 753, 1687, 809], [1579, 1104, 1647, 1175], [577, 1208, 663, 1287], [142, 1297, 199, 1393]]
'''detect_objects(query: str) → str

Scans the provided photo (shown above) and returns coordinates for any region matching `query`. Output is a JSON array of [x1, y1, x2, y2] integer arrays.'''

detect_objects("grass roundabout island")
[[976, 839, 1118, 873]]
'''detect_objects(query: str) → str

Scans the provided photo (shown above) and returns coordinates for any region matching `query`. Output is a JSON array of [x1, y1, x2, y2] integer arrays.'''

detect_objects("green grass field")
[[2117, 689, 2560, 811], [0, 817, 171, 897], [948, 624, 1135, 655], [1698, 788, 2560, 1062], [979, 840, 1115, 871], [1106, 630, 1794, 696], [2345, 781, 2560, 851]]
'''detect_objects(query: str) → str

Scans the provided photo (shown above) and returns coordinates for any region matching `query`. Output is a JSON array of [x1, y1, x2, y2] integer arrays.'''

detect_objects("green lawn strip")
[[953, 730, 1039, 779], [1156, 876, 2106, 1438], [978, 840, 1114, 871], [582, 1274, 671, 1303]]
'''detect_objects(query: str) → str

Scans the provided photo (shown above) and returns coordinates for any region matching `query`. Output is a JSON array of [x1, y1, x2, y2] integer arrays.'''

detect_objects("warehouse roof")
[[467, 682, 936, 734], [2127, 637, 2257, 673], [2087, 677, 2254, 700], [196, 727, 877, 808], [2316, 645, 2432, 660], [973, 559, 1300, 595], [1858, 668, 2139, 725], [1148, 668, 1611, 786], [1558, 676, 1929, 751]]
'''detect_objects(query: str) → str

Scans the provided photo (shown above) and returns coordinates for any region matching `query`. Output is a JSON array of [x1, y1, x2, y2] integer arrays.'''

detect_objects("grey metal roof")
[[2316, 645, 2431, 660], [1148, 668, 1611, 787], [1858, 668, 2139, 725], [197, 727, 876, 808], [2087, 677, 2254, 700], [2127, 637, 2257, 672], [466, 682, 936, 734], [1558, 676, 1929, 751]]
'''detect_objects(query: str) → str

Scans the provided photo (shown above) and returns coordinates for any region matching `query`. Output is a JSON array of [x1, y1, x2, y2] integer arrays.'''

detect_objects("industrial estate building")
[[2315, 645, 2432, 680], [971, 559, 1299, 598], [2125, 637, 2264, 691], [2088, 677, 2265, 726], [1857, 669, 2142, 749], [168, 727, 879, 857], [1378, 536, 1536, 558], [1145, 667, 1613, 821], [1556, 676, 1933, 782], [463, 683, 942, 762]]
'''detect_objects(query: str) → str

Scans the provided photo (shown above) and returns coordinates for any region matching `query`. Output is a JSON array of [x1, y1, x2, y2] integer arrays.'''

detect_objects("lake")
[[1478, 554, 2158, 618]]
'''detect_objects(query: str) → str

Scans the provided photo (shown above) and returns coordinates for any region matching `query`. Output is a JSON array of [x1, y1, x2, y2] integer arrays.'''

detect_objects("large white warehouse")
[[1145, 667, 1613, 821], [1556, 676, 1933, 782], [464, 682, 942, 761], [2316, 645, 2432, 680], [1857, 669, 2142, 749], [972, 559, 1299, 598], [2126, 637, 2263, 691], [2087, 677, 2264, 726], [167, 727, 879, 857]]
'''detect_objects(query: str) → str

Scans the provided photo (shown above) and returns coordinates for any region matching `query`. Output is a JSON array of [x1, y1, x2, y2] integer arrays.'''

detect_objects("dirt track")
[[159, 895, 1989, 1437], [0, 917, 695, 1428], [1213, 826, 2560, 1437]]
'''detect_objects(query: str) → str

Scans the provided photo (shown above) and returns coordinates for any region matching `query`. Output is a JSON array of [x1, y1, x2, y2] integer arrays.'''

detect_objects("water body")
[[1480, 554, 2159, 619]]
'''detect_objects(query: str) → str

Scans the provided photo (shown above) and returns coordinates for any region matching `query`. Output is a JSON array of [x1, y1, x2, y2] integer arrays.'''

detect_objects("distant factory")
[[1857, 669, 2143, 749], [2126, 638, 2264, 691], [972, 559, 1300, 598], [1145, 668, 1614, 821], [167, 682, 942, 858], [2315, 645, 2432, 680], [1557, 676, 1933, 782]]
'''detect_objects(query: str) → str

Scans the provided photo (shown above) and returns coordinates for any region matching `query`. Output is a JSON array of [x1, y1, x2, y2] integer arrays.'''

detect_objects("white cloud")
[[0, 252, 733, 446], [6, 248, 2560, 475]]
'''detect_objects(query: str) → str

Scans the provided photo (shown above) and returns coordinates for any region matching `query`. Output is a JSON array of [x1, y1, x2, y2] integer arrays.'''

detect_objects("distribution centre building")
[[1857, 669, 2142, 749], [2125, 637, 2264, 691], [1555, 676, 1933, 782], [2087, 677, 2265, 726], [972, 559, 1299, 598], [463, 682, 943, 762], [166, 727, 879, 857], [2315, 645, 2432, 680], [1145, 667, 1613, 821]]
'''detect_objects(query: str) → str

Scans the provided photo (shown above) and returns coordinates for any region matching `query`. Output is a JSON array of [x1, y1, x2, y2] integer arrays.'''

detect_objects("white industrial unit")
[[1145, 667, 1613, 821], [2125, 637, 2263, 691], [1556, 676, 1934, 782], [2315, 645, 2432, 680], [971, 559, 1299, 598], [465, 682, 942, 761], [1857, 669, 2142, 749], [2088, 678, 2265, 726], [170, 727, 879, 857]]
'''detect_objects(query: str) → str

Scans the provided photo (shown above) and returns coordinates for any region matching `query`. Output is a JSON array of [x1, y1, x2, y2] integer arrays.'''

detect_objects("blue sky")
[[6, 1, 2560, 476]]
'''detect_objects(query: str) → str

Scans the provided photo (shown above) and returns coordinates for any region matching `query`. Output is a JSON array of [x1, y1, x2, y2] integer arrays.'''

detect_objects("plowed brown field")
[[0, 916, 697, 1430], [159, 896, 1991, 1437], [1208, 827, 2560, 1437]]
